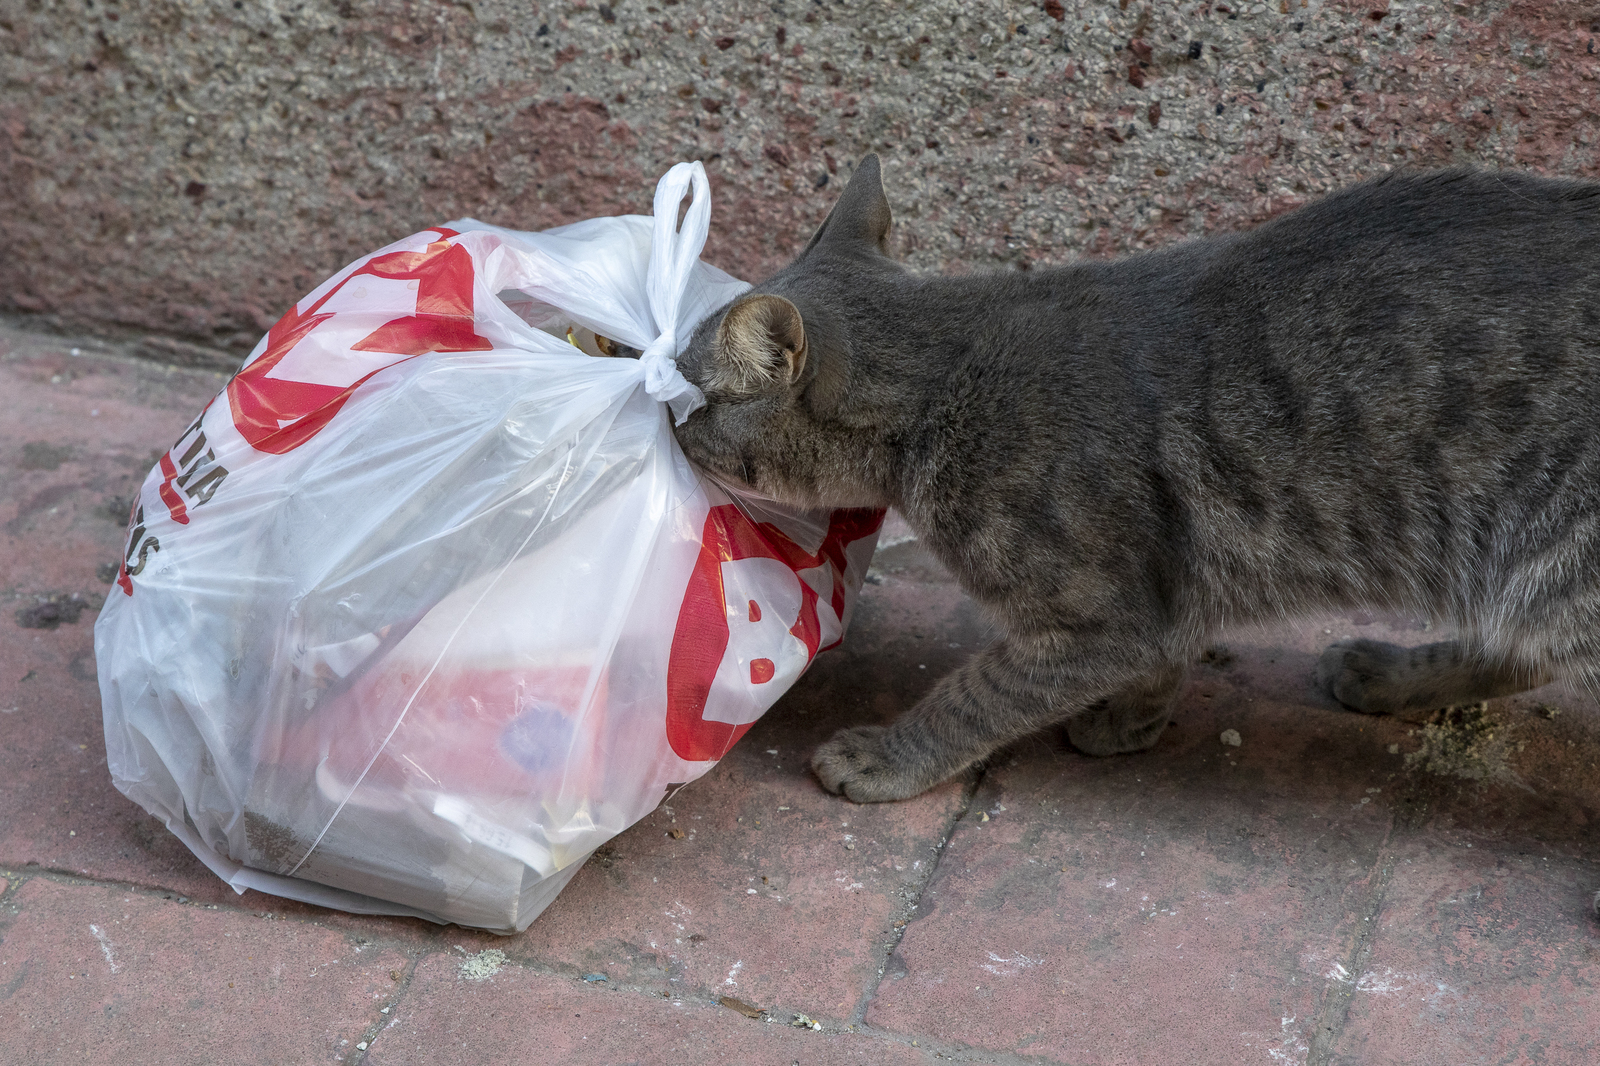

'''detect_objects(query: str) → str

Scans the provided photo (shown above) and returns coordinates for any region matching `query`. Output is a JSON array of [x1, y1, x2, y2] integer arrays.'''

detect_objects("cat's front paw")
[[811, 726, 937, 803]]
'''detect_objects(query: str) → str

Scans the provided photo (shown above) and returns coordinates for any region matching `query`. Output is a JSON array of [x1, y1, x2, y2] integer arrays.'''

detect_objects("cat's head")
[[674, 155, 903, 509]]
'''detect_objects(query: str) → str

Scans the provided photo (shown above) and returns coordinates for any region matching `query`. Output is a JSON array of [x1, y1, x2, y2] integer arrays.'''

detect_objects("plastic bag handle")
[[640, 161, 712, 424]]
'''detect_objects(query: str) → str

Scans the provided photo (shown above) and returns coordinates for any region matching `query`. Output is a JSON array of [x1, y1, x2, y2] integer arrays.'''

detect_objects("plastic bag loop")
[[639, 161, 712, 424]]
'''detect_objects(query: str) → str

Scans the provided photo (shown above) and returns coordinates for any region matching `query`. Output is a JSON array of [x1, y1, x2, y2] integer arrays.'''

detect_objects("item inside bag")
[[236, 473, 650, 925]]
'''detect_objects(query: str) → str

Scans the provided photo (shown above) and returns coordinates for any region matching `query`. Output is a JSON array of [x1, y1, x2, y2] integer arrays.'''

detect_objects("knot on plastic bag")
[[640, 161, 714, 425], [640, 327, 699, 421]]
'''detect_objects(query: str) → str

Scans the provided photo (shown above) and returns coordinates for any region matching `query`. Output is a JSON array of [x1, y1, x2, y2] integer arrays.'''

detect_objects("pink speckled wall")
[[2, 1, 1596, 366]]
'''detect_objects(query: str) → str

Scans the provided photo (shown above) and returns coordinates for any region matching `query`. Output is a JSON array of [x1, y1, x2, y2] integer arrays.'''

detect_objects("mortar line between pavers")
[[0, 863, 455, 957], [781, 1017, 1079, 1066], [0, 865, 181, 899], [1, 858, 892, 1012], [0, 862, 314, 918], [340, 953, 421, 1065], [0, 314, 239, 376], [846, 763, 987, 1030], [1302, 819, 1403, 1066], [791, 1010, 1080, 1066]]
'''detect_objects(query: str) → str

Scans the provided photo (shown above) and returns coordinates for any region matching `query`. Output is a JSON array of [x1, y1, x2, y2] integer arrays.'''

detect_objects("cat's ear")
[[709, 294, 806, 394], [803, 154, 892, 256]]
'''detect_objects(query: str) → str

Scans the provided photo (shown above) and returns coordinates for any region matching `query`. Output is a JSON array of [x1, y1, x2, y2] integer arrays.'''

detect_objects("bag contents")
[[95, 163, 882, 932]]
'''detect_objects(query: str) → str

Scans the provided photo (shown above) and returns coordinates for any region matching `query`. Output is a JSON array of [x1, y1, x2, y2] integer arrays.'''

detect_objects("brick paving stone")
[[864, 626, 1422, 1065], [366, 952, 937, 1066], [0, 875, 408, 1066], [1329, 843, 1600, 1066]]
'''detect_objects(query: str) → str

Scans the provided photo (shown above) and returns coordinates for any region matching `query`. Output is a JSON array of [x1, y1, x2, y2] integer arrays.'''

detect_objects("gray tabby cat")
[[670, 157, 1599, 841]]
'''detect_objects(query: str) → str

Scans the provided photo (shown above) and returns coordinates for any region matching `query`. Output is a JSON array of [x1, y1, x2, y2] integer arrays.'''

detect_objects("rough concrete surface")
[[3, 1, 1598, 365], [5, 322, 1600, 1063]]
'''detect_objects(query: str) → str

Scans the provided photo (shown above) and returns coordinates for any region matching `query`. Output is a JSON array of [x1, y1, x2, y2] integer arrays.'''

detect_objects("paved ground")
[[3, 319, 1599, 1065]]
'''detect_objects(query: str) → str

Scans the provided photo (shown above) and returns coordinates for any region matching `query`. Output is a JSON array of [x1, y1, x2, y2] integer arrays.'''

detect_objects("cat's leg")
[[812, 636, 1172, 802], [1317, 638, 1551, 719], [1064, 663, 1187, 757]]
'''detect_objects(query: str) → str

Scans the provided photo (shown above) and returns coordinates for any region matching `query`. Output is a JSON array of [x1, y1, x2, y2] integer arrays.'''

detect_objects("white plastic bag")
[[95, 163, 883, 932]]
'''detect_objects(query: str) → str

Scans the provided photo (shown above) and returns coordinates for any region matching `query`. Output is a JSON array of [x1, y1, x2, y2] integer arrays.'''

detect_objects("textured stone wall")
[[3, 0, 1597, 367]]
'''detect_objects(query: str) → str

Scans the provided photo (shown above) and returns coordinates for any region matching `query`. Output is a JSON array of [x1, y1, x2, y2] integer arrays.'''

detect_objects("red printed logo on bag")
[[116, 403, 227, 596], [226, 229, 492, 455], [664, 505, 883, 762]]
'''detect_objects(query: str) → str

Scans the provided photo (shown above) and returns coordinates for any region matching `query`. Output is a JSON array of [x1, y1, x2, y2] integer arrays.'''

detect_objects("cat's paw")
[[1317, 638, 1406, 715], [1065, 697, 1170, 757], [811, 726, 936, 803]]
